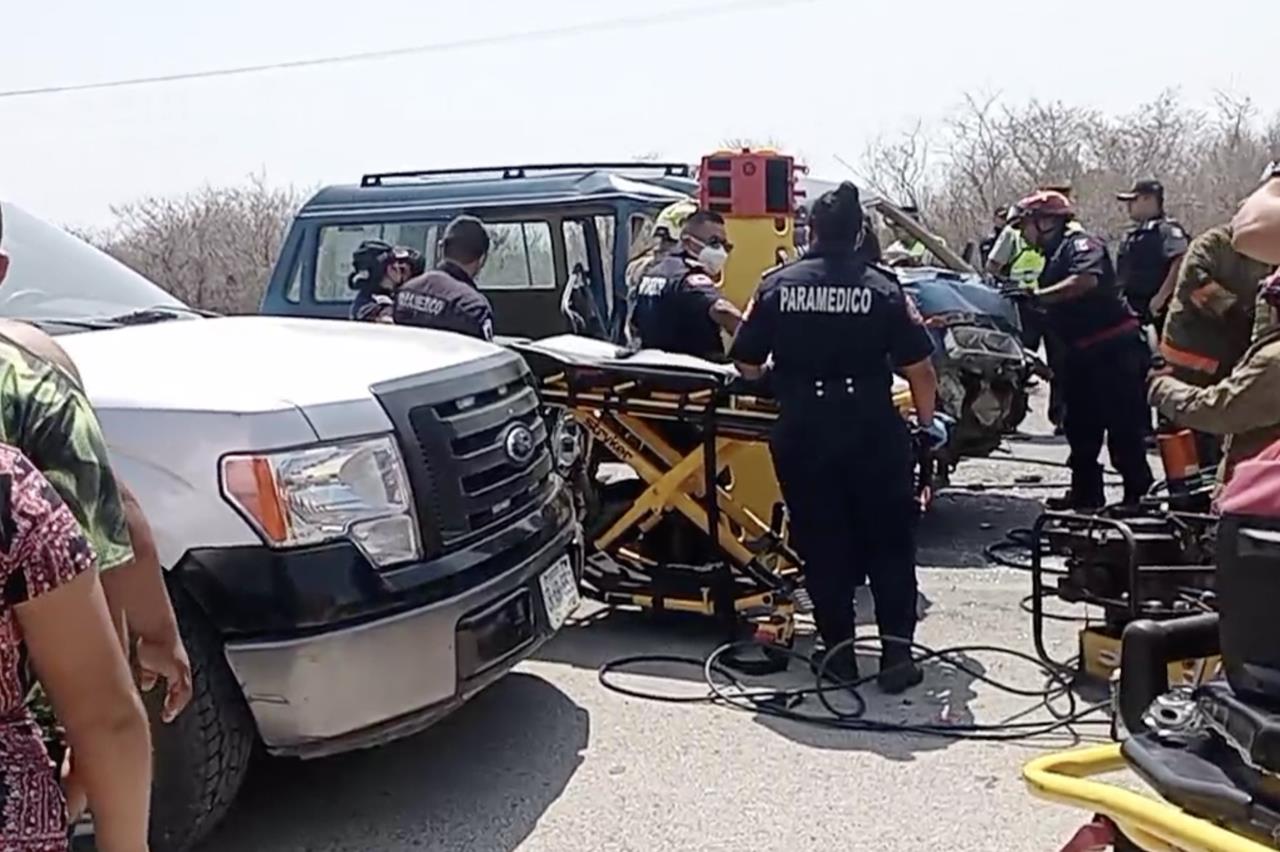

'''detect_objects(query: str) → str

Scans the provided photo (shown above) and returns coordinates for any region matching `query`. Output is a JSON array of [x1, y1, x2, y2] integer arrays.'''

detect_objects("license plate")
[[539, 554, 580, 630]]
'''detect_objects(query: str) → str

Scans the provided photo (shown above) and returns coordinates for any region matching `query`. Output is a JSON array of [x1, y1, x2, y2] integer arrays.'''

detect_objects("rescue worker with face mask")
[[393, 215, 496, 340], [629, 209, 743, 360], [348, 241, 423, 323], [1015, 190, 1154, 509], [623, 200, 696, 346], [730, 181, 945, 693]]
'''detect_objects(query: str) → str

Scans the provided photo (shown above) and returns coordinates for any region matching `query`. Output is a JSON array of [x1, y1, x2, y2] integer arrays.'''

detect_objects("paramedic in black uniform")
[[729, 182, 946, 694], [393, 215, 497, 340], [1015, 190, 1155, 509], [629, 209, 744, 359]]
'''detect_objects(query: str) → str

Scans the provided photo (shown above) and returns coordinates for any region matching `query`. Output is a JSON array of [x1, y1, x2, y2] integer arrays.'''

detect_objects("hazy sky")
[[2, 0, 1272, 227]]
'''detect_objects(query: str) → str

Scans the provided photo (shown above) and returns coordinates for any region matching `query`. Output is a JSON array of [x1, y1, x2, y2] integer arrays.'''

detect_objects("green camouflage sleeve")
[[0, 352, 133, 571]]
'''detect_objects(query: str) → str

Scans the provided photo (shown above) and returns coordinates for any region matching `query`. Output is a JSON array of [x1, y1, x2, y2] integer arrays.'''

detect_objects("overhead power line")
[[0, 0, 816, 101]]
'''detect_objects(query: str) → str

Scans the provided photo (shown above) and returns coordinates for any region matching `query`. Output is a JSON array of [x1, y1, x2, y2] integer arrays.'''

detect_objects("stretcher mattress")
[[513, 334, 911, 397]]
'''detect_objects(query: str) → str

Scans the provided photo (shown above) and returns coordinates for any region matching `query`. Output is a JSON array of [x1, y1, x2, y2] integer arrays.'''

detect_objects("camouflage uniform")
[[0, 335, 132, 570]]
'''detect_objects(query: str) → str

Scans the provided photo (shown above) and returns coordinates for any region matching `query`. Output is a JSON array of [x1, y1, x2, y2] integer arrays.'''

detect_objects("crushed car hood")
[[897, 269, 1021, 336], [58, 315, 506, 414]]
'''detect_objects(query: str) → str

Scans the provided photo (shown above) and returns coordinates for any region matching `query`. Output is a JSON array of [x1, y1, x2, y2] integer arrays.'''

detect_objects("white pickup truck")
[[0, 202, 582, 851]]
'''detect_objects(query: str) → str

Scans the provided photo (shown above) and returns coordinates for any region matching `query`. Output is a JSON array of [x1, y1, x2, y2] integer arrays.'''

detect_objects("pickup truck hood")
[[58, 315, 504, 414]]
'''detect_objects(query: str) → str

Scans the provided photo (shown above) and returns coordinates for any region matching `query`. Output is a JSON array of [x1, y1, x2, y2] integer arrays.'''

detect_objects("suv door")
[[474, 219, 565, 339]]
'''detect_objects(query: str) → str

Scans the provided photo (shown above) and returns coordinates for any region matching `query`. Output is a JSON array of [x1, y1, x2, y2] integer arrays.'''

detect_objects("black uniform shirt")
[[979, 228, 1002, 269], [1039, 229, 1137, 347], [630, 252, 725, 360], [1116, 216, 1189, 316], [730, 248, 934, 415], [393, 260, 495, 341], [350, 287, 393, 322]]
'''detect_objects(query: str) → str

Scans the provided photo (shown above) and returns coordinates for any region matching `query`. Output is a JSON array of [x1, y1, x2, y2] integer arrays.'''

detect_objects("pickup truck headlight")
[[220, 436, 421, 567]]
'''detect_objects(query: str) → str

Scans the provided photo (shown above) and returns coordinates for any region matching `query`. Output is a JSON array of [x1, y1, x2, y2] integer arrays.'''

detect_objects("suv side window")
[[563, 220, 589, 274], [315, 221, 441, 303], [477, 222, 555, 291]]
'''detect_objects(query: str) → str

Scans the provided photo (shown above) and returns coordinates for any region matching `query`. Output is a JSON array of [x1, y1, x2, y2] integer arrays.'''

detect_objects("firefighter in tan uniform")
[[1158, 224, 1274, 465], [1151, 274, 1280, 487], [1161, 225, 1273, 385]]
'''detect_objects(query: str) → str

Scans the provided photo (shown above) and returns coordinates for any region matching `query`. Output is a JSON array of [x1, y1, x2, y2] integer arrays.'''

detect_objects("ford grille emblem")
[[504, 424, 537, 466]]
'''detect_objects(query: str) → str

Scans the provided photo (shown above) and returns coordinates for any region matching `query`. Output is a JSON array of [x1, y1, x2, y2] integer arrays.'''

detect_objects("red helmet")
[[1014, 190, 1074, 219]]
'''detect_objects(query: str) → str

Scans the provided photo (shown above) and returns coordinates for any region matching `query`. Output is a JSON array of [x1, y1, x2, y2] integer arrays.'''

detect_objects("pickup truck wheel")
[[147, 590, 255, 852]]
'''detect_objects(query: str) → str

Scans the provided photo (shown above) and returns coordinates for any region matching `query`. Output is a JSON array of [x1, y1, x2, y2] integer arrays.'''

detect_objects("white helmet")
[[653, 199, 698, 241]]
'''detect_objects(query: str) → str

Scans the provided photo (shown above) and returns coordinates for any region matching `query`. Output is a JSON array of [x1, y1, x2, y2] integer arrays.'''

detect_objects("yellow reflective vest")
[[1009, 222, 1084, 290]]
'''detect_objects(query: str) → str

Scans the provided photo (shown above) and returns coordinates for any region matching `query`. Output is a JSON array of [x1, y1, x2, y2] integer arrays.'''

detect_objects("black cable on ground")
[[983, 527, 1067, 574], [598, 447, 1134, 742], [1018, 593, 1095, 623], [599, 637, 1110, 743]]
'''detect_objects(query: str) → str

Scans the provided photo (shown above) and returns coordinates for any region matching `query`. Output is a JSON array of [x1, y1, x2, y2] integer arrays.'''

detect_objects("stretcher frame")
[[1026, 611, 1274, 852], [1024, 745, 1274, 852], [512, 338, 805, 640]]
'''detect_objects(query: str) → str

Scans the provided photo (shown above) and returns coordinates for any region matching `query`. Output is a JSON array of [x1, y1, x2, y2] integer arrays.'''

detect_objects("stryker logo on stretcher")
[[779, 285, 873, 314]]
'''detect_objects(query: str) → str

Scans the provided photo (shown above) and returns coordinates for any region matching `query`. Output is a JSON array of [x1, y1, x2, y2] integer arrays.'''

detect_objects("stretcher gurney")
[[510, 335, 924, 646], [1025, 615, 1279, 851]]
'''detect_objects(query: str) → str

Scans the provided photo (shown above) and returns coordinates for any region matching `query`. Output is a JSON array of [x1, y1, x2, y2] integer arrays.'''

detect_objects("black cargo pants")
[[770, 405, 920, 648], [1063, 334, 1155, 505]]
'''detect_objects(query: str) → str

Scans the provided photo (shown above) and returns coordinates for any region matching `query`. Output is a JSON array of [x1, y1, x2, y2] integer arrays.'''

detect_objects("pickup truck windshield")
[[0, 202, 187, 322]]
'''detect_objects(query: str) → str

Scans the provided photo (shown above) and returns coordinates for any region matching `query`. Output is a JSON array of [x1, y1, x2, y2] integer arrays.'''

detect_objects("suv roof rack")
[[360, 162, 693, 188]]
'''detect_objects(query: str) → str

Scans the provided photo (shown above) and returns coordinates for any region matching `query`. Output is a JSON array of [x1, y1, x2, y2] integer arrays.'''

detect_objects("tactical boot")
[[877, 645, 924, 695]]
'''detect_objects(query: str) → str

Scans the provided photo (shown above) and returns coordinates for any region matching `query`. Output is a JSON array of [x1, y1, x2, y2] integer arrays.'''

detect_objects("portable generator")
[[1029, 508, 1219, 684]]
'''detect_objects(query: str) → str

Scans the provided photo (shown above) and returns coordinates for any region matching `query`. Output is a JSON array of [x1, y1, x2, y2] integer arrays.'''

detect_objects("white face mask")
[[696, 243, 729, 276]]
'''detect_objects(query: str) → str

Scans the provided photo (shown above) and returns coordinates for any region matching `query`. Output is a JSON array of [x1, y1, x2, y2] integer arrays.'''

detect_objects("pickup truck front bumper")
[[176, 488, 581, 759]]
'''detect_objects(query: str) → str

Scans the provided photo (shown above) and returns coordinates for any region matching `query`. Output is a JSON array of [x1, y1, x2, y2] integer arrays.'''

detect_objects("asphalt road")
[[200, 390, 1129, 852]]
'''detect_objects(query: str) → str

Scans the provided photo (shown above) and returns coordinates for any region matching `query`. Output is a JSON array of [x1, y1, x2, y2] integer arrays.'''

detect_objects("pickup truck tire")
[[147, 589, 256, 852]]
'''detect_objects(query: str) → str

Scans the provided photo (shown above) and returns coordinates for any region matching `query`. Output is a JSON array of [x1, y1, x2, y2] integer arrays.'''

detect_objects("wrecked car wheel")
[[147, 589, 255, 852]]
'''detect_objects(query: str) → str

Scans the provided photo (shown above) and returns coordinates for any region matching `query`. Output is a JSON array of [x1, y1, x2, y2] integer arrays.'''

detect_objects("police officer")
[[1116, 179, 1189, 325], [348, 241, 423, 322], [730, 181, 946, 694], [1015, 191, 1154, 509], [393, 216, 496, 340], [629, 209, 743, 360], [978, 206, 1008, 270]]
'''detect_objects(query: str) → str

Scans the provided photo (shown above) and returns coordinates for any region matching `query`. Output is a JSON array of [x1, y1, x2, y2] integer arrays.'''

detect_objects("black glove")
[[998, 285, 1035, 301]]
